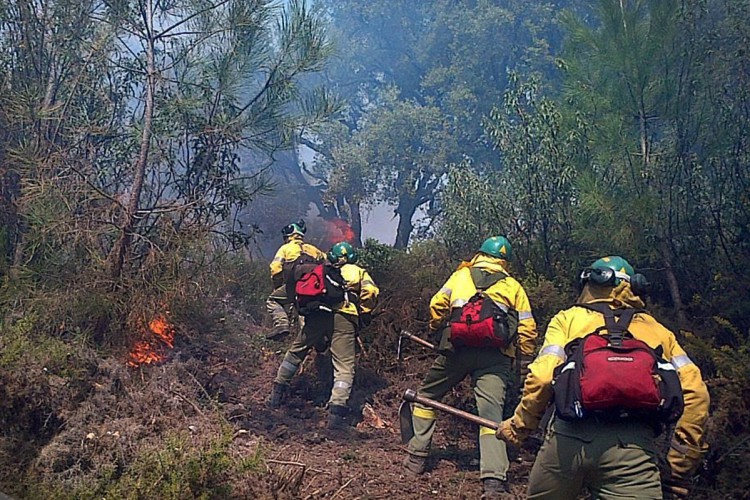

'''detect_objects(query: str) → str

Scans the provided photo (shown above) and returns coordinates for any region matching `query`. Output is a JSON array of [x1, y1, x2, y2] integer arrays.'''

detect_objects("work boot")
[[481, 478, 509, 499], [265, 327, 290, 341], [268, 383, 287, 409], [327, 404, 349, 430], [402, 453, 427, 476]]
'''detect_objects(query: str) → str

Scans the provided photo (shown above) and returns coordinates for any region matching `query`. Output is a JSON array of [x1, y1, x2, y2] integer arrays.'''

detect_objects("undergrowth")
[[24, 427, 268, 500], [0, 240, 748, 499]]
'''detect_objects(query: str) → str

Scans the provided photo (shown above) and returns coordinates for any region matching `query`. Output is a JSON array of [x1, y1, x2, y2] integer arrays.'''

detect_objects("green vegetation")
[[0, 0, 749, 498], [24, 428, 266, 500]]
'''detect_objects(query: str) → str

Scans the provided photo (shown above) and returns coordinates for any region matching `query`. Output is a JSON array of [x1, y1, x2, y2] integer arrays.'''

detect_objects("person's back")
[[404, 236, 538, 499], [429, 254, 536, 358], [334, 261, 379, 320], [269, 241, 379, 430], [265, 220, 324, 340], [497, 256, 710, 500]]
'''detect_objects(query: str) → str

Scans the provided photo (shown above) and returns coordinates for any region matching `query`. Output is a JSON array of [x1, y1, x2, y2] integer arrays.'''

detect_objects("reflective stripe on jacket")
[[429, 253, 537, 357]]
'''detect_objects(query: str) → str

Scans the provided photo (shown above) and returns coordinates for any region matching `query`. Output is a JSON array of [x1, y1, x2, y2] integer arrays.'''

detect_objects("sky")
[[361, 203, 397, 245]]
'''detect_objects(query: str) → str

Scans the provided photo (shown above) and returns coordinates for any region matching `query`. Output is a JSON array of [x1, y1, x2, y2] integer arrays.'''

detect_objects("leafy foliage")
[[331, 91, 459, 247], [442, 75, 582, 274], [0, 0, 338, 340], [312, 0, 571, 247]]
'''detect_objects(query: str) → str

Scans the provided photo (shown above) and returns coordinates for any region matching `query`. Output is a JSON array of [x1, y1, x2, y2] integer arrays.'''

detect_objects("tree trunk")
[[109, 1, 156, 279], [274, 149, 338, 220], [350, 200, 362, 247], [661, 240, 688, 330], [394, 196, 417, 249], [0, 159, 21, 277]]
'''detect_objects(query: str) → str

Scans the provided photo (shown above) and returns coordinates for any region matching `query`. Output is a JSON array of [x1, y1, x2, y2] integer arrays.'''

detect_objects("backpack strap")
[[575, 302, 642, 347], [301, 242, 321, 261], [469, 267, 508, 292]]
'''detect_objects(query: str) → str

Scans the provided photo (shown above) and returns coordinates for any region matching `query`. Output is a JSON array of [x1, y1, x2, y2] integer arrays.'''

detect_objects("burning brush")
[[127, 314, 176, 367], [327, 218, 355, 244]]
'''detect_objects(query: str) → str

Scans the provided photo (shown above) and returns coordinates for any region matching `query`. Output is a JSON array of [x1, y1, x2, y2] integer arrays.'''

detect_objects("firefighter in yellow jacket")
[[269, 241, 379, 429], [497, 256, 710, 499], [403, 236, 538, 499], [266, 220, 325, 340]]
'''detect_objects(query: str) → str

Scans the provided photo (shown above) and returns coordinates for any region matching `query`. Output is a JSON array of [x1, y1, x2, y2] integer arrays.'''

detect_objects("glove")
[[663, 436, 708, 499], [495, 418, 530, 447], [662, 477, 690, 499], [314, 335, 330, 353]]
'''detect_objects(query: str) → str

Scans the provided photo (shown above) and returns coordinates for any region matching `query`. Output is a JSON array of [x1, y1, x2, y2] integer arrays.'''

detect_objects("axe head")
[[398, 400, 414, 444]]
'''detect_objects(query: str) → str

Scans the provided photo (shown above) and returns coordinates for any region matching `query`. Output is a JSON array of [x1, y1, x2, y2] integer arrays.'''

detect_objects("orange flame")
[[148, 316, 175, 348], [326, 218, 355, 246], [127, 314, 176, 367]]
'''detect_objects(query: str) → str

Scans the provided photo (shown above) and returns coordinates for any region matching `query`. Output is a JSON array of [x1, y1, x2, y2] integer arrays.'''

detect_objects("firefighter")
[[265, 220, 325, 340], [496, 256, 710, 499], [268, 241, 379, 429], [403, 236, 538, 499]]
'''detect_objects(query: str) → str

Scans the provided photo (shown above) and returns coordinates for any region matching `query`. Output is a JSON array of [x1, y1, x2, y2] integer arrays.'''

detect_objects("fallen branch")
[[267, 459, 324, 474], [303, 489, 322, 500], [330, 477, 355, 500], [267, 459, 307, 467], [356, 336, 368, 357], [170, 389, 205, 416]]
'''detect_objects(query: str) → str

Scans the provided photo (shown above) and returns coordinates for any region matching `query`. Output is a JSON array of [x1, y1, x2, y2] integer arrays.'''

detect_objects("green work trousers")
[[407, 348, 512, 481], [528, 418, 662, 499], [274, 312, 357, 407], [266, 285, 304, 335]]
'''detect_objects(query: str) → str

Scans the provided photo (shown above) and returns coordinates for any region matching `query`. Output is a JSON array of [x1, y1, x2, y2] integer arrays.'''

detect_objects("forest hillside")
[[1, 0, 749, 498]]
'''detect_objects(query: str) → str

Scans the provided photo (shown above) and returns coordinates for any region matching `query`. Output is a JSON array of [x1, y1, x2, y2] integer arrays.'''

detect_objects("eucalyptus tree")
[[441, 75, 582, 271], [311, 0, 572, 246]]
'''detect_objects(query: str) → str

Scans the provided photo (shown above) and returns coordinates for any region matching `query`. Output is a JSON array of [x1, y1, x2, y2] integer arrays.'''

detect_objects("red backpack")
[[552, 303, 684, 425], [293, 263, 347, 316], [449, 267, 518, 349]]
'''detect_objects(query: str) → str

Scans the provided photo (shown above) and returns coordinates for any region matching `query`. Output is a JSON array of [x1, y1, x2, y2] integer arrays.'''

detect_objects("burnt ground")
[[205, 323, 537, 500], [0, 304, 537, 499], [0, 286, 725, 498]]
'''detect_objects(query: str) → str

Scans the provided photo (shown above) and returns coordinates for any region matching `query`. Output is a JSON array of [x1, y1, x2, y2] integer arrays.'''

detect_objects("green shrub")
[[27, 427, 263, 500]]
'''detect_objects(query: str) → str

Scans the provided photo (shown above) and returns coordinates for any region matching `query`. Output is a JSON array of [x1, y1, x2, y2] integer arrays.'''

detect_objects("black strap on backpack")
[[575, 302, 642, 347], [469, 267, 508, 292]]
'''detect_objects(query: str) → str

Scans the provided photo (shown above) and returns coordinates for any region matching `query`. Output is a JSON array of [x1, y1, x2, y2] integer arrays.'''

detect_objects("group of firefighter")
[[264, 220, 709, 500]]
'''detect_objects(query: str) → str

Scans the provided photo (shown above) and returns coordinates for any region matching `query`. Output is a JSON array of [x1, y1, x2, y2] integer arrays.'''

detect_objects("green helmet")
[[582, 256, 634, 286], [281, 220, 306, 238], [479, 236, 512, 260], [328, 241, 358, 265]]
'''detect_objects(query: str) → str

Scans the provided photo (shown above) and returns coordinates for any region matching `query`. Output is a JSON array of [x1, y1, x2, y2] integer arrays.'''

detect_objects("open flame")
[[325, 218, 355, 246], [127, 315, 175, 367]]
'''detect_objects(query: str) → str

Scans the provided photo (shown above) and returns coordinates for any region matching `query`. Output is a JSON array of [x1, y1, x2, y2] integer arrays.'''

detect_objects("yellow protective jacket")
[[511, 281, 710, 457], [429, 253, 538, 357], [269, 236, 325, 285], [334, 263, 379, 317]]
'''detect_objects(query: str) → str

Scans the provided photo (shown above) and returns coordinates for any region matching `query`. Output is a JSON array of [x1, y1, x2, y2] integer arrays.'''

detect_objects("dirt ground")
[[209, 325, 535, 500], [0, 300, 535, 499]]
